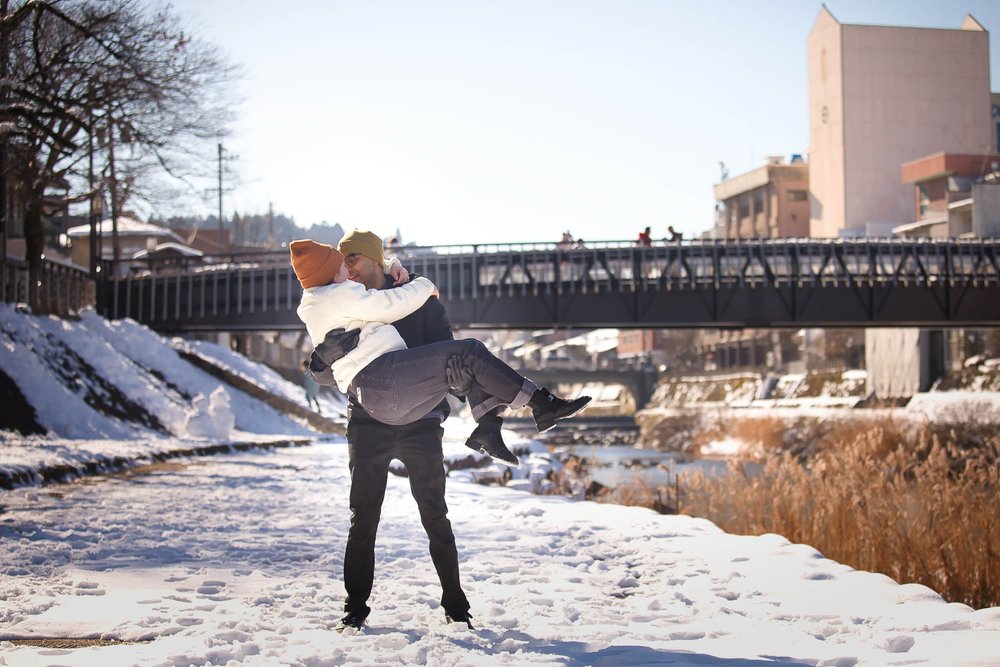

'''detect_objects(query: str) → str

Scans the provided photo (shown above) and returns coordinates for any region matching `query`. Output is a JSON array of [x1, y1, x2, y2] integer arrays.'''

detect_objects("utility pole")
[[267, 201, 274, 249], [88, 102, 97, 277], [1, 0, 9, 302], [217, 142, 225, 254]]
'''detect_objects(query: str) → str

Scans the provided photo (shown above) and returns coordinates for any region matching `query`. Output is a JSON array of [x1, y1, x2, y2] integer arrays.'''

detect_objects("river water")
[[506, 416, 729, 490], [554, 443, 730, 489]]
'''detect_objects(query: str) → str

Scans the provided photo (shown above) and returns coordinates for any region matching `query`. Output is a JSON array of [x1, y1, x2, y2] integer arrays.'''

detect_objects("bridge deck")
[[99, 238, 1000, 331]]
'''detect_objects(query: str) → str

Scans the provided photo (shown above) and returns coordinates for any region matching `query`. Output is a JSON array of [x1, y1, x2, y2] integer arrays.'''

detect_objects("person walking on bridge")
[[291, 232, 590, 630]]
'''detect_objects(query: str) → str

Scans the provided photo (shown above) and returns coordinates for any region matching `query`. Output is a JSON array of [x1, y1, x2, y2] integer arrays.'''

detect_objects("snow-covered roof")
[[131, 242, 204, 259], [66, 217, 184, 242]]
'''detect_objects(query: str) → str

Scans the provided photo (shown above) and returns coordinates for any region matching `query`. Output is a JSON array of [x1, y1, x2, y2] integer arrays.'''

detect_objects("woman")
[[290, 238, 590, 464]]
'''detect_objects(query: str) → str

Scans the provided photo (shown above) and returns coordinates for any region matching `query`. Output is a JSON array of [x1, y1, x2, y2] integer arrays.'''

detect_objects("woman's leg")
[[352, 339, 535, 426], [449, 339, 536, 420]]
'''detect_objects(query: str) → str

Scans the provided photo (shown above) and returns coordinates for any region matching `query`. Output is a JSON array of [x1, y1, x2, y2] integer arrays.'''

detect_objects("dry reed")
[[678, 416, 1000, 609]]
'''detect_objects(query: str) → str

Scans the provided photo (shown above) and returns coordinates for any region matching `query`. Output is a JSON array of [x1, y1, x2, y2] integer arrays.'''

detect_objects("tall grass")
[[678, 416, 1000, 609]]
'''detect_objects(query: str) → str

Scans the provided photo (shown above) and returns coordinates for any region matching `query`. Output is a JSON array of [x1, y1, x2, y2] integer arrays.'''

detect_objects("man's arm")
[[418, 289, 473, 399], [420, 290, 455, 344], [384, 256, 409, 285]]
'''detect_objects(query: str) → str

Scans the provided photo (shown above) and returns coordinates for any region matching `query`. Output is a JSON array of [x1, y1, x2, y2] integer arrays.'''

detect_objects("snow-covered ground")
[[2, 305, 1000, 665], [4, 442, 1000, 666]]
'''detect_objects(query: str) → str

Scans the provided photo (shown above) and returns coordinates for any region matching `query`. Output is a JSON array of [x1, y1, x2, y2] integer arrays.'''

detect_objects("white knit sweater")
[[296, 276, 436, 392]]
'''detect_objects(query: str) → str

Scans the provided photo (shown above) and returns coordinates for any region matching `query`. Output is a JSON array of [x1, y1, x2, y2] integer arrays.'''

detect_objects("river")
[[505, 415, 730, 490]]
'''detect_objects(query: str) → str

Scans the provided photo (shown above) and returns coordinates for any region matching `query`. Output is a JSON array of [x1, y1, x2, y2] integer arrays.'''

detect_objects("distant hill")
[[152, 213, 345, 248]]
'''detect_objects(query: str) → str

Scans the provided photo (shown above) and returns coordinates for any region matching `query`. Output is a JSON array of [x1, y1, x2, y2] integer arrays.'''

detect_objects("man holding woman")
[[294, 231, 589, 631]]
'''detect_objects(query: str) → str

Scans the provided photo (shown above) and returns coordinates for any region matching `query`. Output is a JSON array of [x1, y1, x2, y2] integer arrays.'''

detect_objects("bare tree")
[[92, 1, 238, 228], [1, 0, 237, 308]]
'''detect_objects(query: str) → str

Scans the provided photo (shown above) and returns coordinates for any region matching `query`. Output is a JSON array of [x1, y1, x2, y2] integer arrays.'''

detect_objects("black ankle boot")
[[465, 415, 519, 465], [529, 388, 592, 432]]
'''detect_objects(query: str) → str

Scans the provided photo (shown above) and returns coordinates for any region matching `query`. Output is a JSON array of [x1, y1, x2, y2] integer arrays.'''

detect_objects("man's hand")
[[388, 263, 409, 286], [445, 354, 473, 398], [314, 327, 360, 365]]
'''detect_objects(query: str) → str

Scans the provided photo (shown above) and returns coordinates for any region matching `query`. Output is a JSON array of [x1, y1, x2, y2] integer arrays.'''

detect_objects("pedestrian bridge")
[[98, 238, 1000, 332]]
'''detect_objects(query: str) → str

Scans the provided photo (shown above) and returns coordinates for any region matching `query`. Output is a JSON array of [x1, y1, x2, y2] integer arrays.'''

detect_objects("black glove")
[[308, 352, 337, 386], [445, 354, 473, 398], [314, 327, 360, 365]]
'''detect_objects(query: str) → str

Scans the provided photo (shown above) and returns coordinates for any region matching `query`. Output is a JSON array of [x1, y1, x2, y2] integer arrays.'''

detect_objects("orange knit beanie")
[[289, 239, 343, 289]]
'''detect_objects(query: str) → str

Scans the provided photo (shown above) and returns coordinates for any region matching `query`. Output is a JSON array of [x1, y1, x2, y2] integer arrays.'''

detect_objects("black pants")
[[343, 418, 469, 618]]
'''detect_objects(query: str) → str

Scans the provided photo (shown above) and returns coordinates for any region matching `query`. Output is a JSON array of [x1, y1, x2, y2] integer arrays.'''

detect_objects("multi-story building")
[[713, 156, 810, 239], [875, 152, 1000, 397], [808, 8, 992, 237], [705, 157, 811, 374], [897, 152, 1000, 238]]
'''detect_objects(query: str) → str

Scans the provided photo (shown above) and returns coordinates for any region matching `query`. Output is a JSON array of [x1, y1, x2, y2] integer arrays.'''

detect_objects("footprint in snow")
[[884, 636, 915, 653], [74, 581, 105, 596], [515, 507, 544, 517], [929, 620, 971, 631], [819, 658, 859, 667]]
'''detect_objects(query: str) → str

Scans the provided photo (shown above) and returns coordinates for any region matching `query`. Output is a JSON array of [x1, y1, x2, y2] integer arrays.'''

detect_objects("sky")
[[164, 1, 1000, 247], [2, 302, 999, 664]]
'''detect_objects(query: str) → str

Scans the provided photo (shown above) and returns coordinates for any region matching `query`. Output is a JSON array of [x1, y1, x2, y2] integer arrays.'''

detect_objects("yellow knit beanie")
[[338, 230, 385, 266]]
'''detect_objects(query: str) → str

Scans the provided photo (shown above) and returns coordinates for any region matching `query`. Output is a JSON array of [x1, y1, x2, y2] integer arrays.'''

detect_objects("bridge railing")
[[100, 238, 1000, 329], [391, 238, 1000, 300], [2, 256, 95, 316]]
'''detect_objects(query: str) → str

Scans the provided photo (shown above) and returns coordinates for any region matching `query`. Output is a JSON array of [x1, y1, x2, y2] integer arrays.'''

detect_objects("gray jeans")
[[351, 339, 536, 426]]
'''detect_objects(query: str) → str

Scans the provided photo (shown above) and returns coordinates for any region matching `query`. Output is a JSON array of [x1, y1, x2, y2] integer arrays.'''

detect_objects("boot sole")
[[534, 396, 592, 432], [466, 437, 520, 466], [479, 447, 519, 466]]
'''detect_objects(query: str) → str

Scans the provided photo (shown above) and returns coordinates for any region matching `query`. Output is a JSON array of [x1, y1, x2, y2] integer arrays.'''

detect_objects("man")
[[314, 230, 474, 632], [636, 226, 652, 246]]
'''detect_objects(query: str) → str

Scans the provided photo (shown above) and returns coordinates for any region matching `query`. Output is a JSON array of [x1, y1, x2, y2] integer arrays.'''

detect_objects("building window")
[[737, 196, 750, 219], [918, 185, 930, 217], [787, 190, 808, 202]]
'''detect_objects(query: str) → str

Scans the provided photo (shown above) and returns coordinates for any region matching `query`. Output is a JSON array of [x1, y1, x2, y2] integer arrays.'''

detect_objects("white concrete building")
[[808, 8, 993, 238]]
